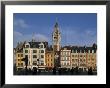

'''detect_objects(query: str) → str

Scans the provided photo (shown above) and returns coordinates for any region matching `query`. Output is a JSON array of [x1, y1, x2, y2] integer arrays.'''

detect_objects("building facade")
[[15, 42, 25, 70], [45, 51, 54, 69], [23, 41, 48, 69], [60, 46, 71, 68], [71, 45, 97, 71], [15, 21, 97, 72]]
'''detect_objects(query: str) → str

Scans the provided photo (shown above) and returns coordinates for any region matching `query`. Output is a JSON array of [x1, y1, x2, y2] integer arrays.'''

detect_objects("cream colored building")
[[71, 45, 97, 71], [23, 41, 48, 70], [15, 42, 25, 70], [86, 48, 97, 70], [60, 46, 71, 68]]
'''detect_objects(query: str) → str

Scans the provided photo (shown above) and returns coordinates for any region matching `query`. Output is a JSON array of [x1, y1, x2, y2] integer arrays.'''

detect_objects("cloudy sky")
[[13, 13, 97, 48]]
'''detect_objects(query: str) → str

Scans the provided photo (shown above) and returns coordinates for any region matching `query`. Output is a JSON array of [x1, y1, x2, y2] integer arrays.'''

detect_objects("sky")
[[13, 13, 97, 48]]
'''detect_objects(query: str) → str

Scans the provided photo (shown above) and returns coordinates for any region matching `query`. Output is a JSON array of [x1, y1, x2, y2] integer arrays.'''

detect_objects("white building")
[[60, 46, 71, 68], [23, 41, 48, 70]]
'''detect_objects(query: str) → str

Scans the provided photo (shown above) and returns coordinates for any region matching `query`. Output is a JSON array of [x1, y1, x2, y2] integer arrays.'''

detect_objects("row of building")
[[14, 21, 97, 71]]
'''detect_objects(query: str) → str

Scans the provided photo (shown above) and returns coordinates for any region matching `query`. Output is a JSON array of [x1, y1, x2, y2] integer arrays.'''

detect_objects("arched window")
[[41, 50, 44, 53]]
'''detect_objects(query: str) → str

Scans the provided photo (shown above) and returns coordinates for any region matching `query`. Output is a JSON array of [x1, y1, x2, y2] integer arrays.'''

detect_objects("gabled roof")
[[28, 41, 48, 48]]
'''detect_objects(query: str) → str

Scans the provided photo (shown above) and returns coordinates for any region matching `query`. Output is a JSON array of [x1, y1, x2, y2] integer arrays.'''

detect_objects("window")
[[21, 63, 23, 66], [33, 50, 37, 53], [41, 55, 44, 58], [21, 54, 23, 57], [80, 55, 82, 57], [67, 63, 69, 65], [18, 54, 20, 57], [64, 62, 66, 65], [90, 50, 92, 53], [33, 55, 37, 58], [64, 57, 66, 60], [18, 59, 20, 61], [40, 45, 43, 48], [33, 61, 37, 65], [26, 45, 29, 48], [76, 59, 78, 62], [41, 63, 44, 65], [88, 59, 90, 61], [72, 55, 74, 57], [92, 58, 94, 61], [18, 63, 20, 66], [51, 63, 53, 66], [41, 50, 44, 53], [25, 50, 28, 53]]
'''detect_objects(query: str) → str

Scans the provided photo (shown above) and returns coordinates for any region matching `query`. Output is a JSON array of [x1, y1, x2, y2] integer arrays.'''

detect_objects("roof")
[[46, 45, 53, 51], [54, 22, 58, 28], [60, 45, 97, 53], [61, 46, 71, 50], [16, 48, 23, 53], [15, 42, 25, 53], [28, 41, 48, 48]]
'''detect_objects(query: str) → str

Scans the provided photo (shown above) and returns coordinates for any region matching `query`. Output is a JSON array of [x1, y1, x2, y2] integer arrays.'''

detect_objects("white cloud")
[[14, 19, 29, 28], [85, 29, 96, 36], [61, 27, 97, 46], [34, 33, 48, 42], [13, 31, 49, 47], [14, 31, 23, 36]]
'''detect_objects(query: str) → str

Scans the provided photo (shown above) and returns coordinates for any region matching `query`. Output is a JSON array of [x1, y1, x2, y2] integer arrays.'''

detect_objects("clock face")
[[54, 37, 57, 39]]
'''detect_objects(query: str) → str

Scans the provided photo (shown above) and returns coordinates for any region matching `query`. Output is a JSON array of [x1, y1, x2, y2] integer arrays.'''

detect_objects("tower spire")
[[55, 17, 58, 28], [56, 17, 58, 23], [52, 18, 61, 51]]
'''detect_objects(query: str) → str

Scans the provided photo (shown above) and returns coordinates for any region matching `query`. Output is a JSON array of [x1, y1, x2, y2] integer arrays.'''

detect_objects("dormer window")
[[40, 45, 43, 48], [39, 43, 44, 48], [26, 45, 29, 48]]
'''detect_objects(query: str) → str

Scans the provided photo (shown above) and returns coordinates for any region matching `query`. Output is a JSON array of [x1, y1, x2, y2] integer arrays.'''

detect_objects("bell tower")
[[52, 20, 61, 52]]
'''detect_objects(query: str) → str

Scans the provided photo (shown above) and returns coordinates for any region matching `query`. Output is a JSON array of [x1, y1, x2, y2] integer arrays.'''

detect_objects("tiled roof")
[[60, 45, 97, 53], [28, 42, 48, 48]]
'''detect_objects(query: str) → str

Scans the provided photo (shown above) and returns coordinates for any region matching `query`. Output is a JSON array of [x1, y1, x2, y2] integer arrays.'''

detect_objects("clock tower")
[[52, 21, 61, 52]]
